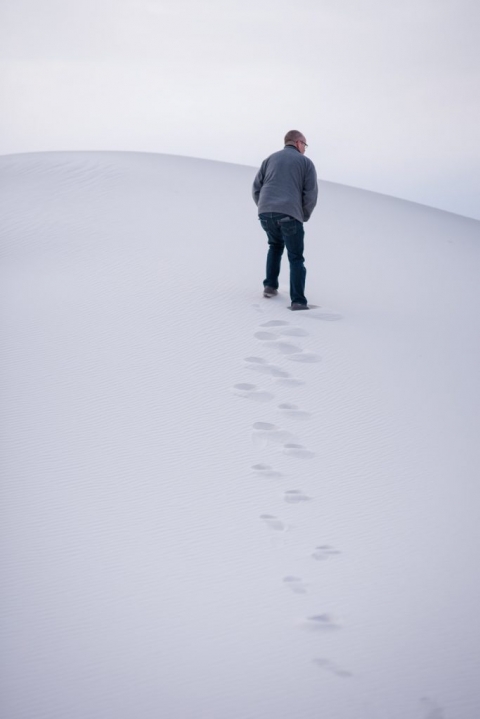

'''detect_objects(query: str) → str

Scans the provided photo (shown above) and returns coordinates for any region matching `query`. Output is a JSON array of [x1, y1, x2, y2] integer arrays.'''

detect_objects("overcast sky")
[[1, 0, 479, 219]]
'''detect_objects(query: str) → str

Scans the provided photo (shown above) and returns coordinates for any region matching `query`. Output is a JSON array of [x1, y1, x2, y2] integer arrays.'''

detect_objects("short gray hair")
[[284, 130, 305, 145]]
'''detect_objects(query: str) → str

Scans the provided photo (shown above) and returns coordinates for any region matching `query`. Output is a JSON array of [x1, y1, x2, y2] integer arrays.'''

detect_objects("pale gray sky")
[[1, 0, 479, 218]]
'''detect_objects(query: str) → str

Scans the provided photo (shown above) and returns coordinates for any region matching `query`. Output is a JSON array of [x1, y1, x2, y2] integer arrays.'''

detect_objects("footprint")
[[288, 352, 321, 363], [278, 326, 309, 337], [283, 576, 308, 594], [306, 311, 343, 322], [252, 422, 293, 448], [260, 514, 287, 532], [420, 698, 446, 719], [278, 403, 311, 420], [299, 614, 341, 632], [232, 383, 273, 403], [283, 443, 315, 459], [260, 320, 309, 337], [251, 463, 283, 478], [313, 658, 352, 678], [312, 545, 341, 561], [254, 331, 278, 340], [284, 490, 312, 504], [244, 356, 290, 379], [270, 367, 291, 378], [276, 377, 305, 387], [260, 320, 289, 327], [270, 341, 302, 355]]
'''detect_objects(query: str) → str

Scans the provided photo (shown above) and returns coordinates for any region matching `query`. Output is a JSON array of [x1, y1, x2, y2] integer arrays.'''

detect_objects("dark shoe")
[[291, 302, 309, 311], [263, 286, 278, 298]]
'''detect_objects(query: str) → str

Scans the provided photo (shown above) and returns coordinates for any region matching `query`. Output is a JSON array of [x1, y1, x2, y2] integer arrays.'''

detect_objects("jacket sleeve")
[[252, 162, 266, 206], [302, 162, 318, 222]]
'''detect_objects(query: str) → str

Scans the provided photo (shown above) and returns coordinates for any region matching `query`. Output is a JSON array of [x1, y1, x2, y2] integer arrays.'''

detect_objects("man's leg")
[[259, 214, 285, 291], [280, 219, 307, 306]]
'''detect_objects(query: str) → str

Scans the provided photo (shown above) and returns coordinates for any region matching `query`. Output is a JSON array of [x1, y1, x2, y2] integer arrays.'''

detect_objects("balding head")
[[284, 130, 308, 154], [284, 130, 305, 145]]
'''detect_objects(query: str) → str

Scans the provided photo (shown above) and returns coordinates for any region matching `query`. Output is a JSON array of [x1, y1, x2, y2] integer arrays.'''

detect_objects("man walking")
[[252, 130, 318, 310]]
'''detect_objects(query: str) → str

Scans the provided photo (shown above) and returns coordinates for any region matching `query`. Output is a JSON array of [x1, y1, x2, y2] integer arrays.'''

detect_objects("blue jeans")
[[259, 213, 307, 305]]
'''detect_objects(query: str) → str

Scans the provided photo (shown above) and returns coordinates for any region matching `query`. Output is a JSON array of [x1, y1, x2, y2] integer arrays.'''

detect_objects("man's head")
[[284, 130, 308, 154]]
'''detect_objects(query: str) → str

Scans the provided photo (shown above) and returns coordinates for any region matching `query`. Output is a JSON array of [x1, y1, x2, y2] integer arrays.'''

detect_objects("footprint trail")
[[239, 304, 345, 674]]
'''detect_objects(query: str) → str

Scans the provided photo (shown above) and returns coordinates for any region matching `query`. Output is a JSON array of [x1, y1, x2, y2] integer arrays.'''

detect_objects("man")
[[252, 130, 318, 310]]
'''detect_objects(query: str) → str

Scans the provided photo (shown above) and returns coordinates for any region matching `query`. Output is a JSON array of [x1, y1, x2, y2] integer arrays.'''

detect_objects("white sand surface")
[[1, 151, 480, 718]]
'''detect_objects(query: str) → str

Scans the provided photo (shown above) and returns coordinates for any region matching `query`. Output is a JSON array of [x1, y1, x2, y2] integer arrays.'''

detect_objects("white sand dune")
[[1, 151, 480, 719]]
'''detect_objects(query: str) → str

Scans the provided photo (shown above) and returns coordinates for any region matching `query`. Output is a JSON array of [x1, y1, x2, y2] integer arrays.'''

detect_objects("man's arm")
[[252, 162, 266, 206], [302, 162, 318, 221]]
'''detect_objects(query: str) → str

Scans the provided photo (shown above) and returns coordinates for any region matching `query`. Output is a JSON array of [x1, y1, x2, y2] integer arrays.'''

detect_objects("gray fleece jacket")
[[252, 145, 318, 223]]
